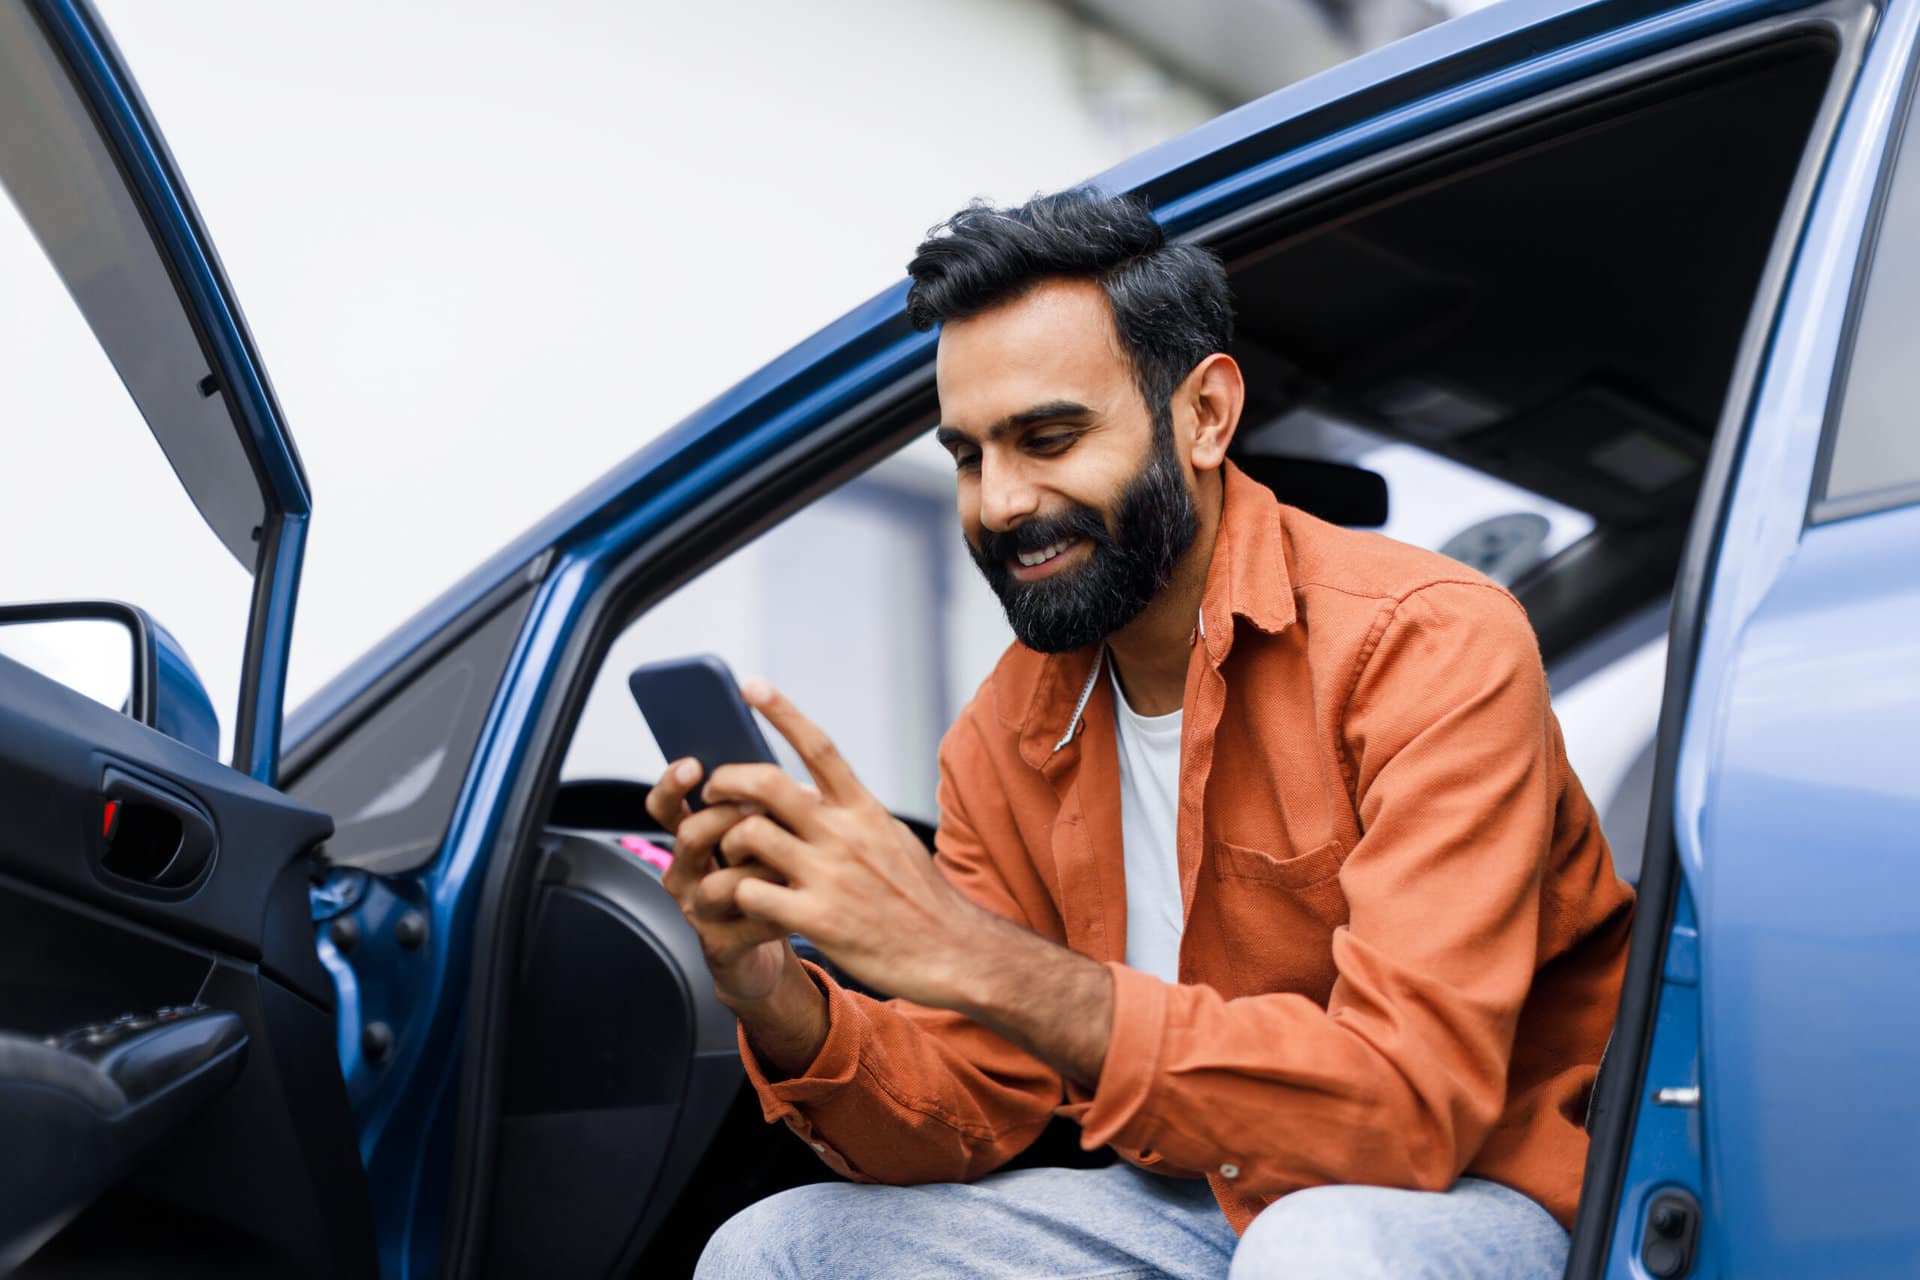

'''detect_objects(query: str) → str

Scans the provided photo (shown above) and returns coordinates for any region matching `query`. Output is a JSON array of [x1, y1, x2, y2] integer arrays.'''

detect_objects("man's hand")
[[698, 681, 993, 1008], [706, 681, 1115, 1087], [644, 757, 796, 1005], [647, 755, 831, 1078]]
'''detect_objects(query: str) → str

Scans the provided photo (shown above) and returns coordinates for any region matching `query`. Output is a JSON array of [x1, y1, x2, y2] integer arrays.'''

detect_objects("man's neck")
[[1105, 471, 1223, 717]]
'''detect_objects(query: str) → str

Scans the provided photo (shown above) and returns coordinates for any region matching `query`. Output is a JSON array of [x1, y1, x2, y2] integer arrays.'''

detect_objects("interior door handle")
[[98, 766, 217, 889]]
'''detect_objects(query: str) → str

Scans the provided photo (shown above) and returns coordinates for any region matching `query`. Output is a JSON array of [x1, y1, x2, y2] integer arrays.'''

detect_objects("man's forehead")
[[934, 279, 1129, 426]]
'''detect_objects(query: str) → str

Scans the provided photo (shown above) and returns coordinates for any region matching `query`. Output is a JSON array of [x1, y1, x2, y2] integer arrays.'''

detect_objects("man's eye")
[[953, 450, 981, 471], [1027, 433, 1073, 454]]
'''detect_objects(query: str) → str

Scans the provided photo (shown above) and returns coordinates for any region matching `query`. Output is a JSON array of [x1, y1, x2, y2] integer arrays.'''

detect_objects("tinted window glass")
[[0, 133, 252, 760], [0, 6, 267, 567], [287, 592, 531, 873], [1824, 83, 1920, 506]]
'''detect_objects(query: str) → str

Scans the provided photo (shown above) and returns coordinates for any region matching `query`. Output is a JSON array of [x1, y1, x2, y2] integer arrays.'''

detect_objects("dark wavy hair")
[[905, 189, 1234, 435]]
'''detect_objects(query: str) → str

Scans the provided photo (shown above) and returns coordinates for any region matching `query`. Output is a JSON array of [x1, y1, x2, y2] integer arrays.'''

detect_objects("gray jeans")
[[694, 1162, 1569, 1279]]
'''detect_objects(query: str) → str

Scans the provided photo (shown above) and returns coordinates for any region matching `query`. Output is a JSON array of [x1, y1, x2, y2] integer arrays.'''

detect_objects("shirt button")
[[1219, 1163, 1240, 1179]]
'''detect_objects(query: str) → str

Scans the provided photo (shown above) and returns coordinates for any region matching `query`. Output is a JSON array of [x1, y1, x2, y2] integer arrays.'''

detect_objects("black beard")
[[967, 427, 1198, 654]]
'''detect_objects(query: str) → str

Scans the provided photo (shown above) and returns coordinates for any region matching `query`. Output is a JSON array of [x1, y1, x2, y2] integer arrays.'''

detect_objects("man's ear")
[[1181, 353, 1244, 472]]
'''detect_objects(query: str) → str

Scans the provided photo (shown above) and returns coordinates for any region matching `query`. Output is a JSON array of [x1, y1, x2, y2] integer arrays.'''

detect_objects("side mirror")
[[0, 600, 219, 758]]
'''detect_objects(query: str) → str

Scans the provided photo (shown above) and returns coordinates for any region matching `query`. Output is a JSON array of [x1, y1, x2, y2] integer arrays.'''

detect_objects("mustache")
[[971, 505, 1112, 567]]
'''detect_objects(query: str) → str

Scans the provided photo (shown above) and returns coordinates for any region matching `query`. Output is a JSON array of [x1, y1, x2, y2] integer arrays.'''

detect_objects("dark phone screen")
[[627, 654, 778, 813]]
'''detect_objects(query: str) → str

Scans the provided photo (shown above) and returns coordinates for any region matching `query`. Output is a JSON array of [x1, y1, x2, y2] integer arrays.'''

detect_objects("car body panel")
[[1661, 0, 1920, 1270], [1116, 0, 1835, 229], [1602, 885, 1710, 1276], [1697, 505, 1920, 1275], [150, 612, 220, 757]]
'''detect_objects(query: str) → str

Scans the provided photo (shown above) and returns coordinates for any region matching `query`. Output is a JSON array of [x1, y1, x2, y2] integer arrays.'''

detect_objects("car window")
[[0, 163, 252, 758], [284, 590, 533, 874], [560, 410, 1605, 827], [562, 440, 1008, 825], [1820, 73, 1920, 512]]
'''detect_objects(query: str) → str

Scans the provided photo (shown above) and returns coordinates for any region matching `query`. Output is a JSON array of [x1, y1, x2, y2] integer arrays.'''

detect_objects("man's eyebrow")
[[933, 401, 1094, 448]]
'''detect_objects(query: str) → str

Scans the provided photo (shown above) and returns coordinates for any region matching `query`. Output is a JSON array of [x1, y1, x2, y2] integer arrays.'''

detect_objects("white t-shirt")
[[1109, 659, 1184, 984]]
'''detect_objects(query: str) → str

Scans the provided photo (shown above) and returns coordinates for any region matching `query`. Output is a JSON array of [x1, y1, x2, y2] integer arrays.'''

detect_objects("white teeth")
[[1017, 539, 1073, 568]]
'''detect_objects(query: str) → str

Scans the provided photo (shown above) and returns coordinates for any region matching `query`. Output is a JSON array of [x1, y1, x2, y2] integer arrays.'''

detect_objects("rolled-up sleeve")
[[1062, 582, 1556, 1194]]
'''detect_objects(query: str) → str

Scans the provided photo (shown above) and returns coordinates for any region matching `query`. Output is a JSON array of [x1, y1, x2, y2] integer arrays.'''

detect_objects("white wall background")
[[1, 0, 1220, 761]]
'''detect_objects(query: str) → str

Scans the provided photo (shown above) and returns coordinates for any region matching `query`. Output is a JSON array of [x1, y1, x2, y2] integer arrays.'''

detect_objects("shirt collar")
[[1198, 458, 1298, 665], [1021, 459, 1299, 764]]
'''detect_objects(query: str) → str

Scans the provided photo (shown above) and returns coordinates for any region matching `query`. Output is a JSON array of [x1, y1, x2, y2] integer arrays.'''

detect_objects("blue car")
[[2, 0, 1916, 1273]]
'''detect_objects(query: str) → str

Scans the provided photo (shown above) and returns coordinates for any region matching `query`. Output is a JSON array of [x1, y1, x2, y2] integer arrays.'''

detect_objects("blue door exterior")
[[1671, 1, 1920, 1268], [1585, 0, 1920, 1272]]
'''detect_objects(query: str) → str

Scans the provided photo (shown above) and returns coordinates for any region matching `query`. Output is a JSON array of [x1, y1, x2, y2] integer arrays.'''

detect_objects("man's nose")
[[977, 454, 1040, 533]]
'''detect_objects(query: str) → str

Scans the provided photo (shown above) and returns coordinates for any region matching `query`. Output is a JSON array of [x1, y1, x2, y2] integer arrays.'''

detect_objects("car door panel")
[[1591, 0, 1920, 1272], [1683, 13, 1920, 1268], [477, 830, 743, 1277], [1698, 505, 1920, 1276], [0, 653, 330, 990], [0, 655, 375, 1275]]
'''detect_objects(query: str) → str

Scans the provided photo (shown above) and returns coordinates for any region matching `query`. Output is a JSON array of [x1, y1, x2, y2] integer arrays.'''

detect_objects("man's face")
[[934, 279, 1197, 653]]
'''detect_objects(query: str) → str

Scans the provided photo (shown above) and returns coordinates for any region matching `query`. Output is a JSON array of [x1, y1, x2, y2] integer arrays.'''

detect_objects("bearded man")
[[647, 189, 1635, 1279]]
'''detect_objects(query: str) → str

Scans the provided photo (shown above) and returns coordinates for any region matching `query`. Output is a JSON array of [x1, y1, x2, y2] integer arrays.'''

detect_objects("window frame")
[[1808, 50, 1920, 524]]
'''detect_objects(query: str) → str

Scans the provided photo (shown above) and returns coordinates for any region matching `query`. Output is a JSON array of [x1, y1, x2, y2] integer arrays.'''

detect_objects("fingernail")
[[675, 759, 699, 784], [742, 677, 771, 704]]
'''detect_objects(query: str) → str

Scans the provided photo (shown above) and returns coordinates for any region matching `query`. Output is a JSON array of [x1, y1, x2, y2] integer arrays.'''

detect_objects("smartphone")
[[627, 653, 779, 816]]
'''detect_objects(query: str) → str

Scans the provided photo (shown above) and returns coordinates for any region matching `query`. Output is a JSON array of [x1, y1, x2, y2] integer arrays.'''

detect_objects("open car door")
[[0, 1, 374, 1272]]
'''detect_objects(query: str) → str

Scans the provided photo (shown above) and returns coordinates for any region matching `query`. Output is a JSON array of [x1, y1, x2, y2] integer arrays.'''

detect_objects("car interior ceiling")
[[1225, 35, 1832, 667], [515, 37, 1835, 1279]]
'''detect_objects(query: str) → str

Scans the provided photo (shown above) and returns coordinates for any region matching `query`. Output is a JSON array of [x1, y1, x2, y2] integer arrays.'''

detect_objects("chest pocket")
[[1214, 836, 1343, 891], [1205, 836, 1348, 1005]]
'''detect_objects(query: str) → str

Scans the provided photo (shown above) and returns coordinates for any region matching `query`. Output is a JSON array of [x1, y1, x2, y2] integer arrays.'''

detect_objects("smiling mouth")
[[1006, 537, 1086, 581], [1016, 538, 1075, 569]]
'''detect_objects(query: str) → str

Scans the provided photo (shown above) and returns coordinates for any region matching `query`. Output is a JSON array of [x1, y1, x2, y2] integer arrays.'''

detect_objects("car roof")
[[285, 0, 1707, 747]]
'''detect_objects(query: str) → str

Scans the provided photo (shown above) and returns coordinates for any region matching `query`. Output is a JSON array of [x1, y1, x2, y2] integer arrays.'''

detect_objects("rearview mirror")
[[1233, 454, 1390, 527], [0, 601, 219, 758]]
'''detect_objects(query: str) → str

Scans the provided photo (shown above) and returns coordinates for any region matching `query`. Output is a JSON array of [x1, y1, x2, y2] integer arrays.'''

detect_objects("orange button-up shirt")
[[740, 460, 1635, 1232]]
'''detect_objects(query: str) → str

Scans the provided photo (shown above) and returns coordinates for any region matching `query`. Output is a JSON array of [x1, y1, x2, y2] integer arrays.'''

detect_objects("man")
[[647, 190, 1635, 1278]]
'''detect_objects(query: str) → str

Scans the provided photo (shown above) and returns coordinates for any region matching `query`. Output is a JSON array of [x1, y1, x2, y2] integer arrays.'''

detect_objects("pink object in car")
[[619, 835, 674, 873]]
